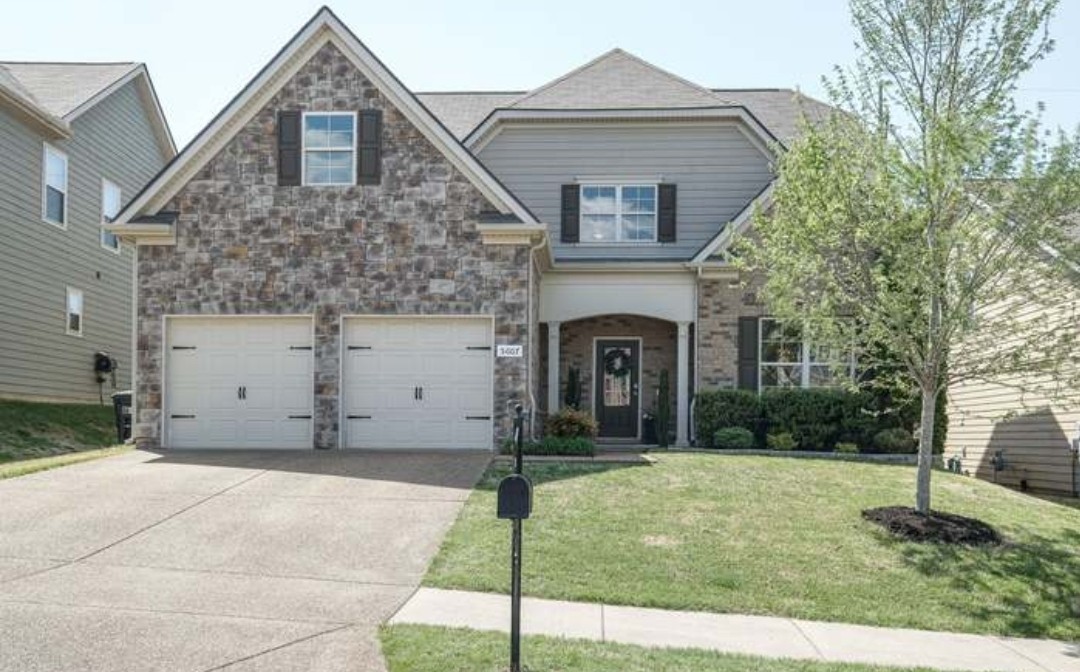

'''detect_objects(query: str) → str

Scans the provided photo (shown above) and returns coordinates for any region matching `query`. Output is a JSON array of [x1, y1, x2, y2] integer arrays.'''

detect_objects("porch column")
[[676, 321, 690, 446], [547, 321, 561, 414]]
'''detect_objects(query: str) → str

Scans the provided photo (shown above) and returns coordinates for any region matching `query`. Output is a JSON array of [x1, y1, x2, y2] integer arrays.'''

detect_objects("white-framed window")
[[65, 287, 83, 337], [101, 179, 122, 252], [580, 184, 657, 243], [759, 318, 855, 389], [43, 143, 68, 227], [302, 111, 356, 186]]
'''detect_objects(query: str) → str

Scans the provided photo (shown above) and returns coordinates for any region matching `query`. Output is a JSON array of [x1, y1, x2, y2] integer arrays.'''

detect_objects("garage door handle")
[[465, 415, 491, 420], [289, 346, 312, 351], [171, 414, 196, 419], [466, 346, 491, 351], [171, 346, 197, 351], [348, 346, 372, 350], [347, 415, 372, 420], [287, 414, 312, 419]]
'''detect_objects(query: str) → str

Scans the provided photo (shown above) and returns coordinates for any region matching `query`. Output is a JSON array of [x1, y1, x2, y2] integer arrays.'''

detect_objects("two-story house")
[[108, 8, 834, 451], [0, 61, 174, 403]]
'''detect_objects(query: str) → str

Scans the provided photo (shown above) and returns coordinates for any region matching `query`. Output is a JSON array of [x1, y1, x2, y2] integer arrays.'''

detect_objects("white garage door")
[[343, 317, 493, 450], [165, 317, 314, 449]]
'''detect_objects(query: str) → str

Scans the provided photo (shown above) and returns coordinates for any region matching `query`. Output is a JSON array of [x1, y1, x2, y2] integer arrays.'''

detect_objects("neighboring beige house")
[[947, 249, 1080, 495]]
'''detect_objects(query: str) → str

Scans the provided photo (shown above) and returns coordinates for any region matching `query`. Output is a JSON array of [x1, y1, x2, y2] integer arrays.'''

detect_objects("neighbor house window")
[[759, 318, 854, 389], [43, 144, 68, 226], [302, 112, 356, 185], [580, 184, 657, 242], [101, 179, 121, 252], [66, 287, 83, 336]]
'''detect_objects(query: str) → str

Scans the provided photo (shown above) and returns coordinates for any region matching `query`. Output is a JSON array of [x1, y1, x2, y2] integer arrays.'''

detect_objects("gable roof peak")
[[510, 47, 733, 110]]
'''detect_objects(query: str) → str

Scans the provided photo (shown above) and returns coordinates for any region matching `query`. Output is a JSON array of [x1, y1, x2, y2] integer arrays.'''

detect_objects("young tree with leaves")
[[745, 0, 1080, 514]]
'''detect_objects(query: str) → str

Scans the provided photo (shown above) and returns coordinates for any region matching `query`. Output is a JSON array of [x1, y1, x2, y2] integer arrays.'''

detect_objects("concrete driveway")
[[0, 449, 490, 672]]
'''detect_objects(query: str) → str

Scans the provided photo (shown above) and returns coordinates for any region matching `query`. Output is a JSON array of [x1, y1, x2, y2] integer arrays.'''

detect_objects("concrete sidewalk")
[[389, 588, 1080, 672]]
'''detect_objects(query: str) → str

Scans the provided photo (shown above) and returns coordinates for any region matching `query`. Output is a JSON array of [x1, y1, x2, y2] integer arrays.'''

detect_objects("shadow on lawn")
[[894, 525, 1080, 640]]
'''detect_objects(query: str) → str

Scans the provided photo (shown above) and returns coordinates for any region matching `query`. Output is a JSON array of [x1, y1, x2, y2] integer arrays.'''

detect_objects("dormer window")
[[302, 112, 356, 185], [580, 184, 657, 243]]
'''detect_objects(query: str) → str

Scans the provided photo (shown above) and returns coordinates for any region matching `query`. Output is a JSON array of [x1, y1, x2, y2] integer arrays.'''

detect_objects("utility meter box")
[[497, 474, 533, 520]]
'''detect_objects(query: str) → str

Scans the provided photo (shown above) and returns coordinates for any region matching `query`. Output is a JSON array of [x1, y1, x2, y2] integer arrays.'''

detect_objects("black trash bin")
[[642, 414, 658, 445], [112, 391, 132, 444]]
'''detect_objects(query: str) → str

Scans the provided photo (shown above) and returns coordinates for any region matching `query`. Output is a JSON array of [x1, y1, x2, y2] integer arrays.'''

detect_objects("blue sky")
[[2, 0, 1077, 147]]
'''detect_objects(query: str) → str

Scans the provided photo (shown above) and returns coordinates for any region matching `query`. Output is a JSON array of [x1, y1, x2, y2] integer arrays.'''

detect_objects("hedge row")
[[695, 388, 939, 453]]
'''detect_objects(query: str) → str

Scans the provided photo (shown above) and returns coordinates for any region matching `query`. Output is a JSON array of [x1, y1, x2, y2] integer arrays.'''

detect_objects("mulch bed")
[[862, 506, 1003, 546]]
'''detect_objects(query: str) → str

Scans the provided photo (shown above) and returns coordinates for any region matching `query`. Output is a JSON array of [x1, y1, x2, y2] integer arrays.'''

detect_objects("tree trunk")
[[915, 384, 937, 515]]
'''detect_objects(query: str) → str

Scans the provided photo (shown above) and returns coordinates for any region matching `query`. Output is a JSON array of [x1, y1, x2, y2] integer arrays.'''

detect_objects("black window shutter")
[[561, 185, 580, 243], [737, 316, 760, 392], [357, 110, 382, 185], [658, 183, 677, 242], [277, 111, 301, 186]]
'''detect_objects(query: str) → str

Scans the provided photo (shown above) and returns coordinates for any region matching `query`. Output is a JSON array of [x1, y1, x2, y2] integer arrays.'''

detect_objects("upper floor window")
[[580, 184, 657, 243], [303, 112, 355, 185], [759, 318, 855, 389], [43, 144, 68, 226], [66, 287, 83, 337], [101, 179, 122, 252]]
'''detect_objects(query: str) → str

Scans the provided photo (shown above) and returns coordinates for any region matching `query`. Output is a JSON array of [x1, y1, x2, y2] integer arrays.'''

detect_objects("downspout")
[[690, 263, 702, 445], [525, 233, 549, 439]]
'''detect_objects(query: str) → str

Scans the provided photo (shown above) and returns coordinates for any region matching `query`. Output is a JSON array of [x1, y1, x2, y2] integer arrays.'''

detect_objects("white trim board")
[[691, 180, 775, 264], [465, 109, 782, 160], [112, 8, 539, 233]]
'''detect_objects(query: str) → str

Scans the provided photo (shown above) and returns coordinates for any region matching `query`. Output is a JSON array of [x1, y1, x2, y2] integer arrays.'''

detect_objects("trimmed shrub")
[[873, 427, 916, 454], [767, 432, 797, 451], [835, 442, 860, 454], [694, 390, 761, 446], [546, 408, 598, 439], [712, 427, 755, 450], [501, 436, 595, 457]]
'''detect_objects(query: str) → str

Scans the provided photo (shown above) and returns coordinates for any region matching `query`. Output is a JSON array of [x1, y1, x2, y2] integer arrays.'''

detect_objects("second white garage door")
[[342, 316, 494, 450]]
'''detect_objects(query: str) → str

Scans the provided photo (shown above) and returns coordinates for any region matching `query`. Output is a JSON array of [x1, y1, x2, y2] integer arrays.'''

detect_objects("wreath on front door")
[[603, 348, 633, 378]]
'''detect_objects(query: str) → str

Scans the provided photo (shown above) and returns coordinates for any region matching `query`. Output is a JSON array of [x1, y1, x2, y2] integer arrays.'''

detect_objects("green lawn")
[[0, 399, 119, 462], [0, 446, 131, 481], [379, 625, 928, 672], [425, 454, 1080, 640]]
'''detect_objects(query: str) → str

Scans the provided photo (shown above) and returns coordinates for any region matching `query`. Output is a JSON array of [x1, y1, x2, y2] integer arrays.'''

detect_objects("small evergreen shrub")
[[767, 432, 798, 451], [546, 408, 598, 439], [873, 427, 916, 454], [835, 442, 860, 454], [712, 427, 756, 450], [694, 390, 761, 446]]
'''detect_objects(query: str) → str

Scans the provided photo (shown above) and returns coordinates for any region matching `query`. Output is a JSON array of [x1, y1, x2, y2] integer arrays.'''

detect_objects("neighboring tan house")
[[109, 7, 837, 451], [0, 62, 174, 403], [947, 243, 1080, 495]]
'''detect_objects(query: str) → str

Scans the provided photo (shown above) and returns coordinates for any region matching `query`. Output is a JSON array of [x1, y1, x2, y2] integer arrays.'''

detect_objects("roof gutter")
[[0, 86, 70, 139]]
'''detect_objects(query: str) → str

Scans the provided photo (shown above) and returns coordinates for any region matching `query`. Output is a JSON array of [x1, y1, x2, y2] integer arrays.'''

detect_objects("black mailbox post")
[[498, 404, 532, 672]]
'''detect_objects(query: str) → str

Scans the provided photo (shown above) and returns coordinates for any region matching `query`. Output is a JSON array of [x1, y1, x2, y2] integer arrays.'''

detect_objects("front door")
[[594, 339, 639, 438]]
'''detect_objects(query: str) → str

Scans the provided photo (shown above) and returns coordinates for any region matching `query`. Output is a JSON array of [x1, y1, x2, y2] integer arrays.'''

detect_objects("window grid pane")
[[759, 319, 853, 390], [578, 185, 657, 242], [303, 114, 355, 185]]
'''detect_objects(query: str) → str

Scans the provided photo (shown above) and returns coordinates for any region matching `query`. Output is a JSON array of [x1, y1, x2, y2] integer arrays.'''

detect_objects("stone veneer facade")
[[134, 42, 533, 449]]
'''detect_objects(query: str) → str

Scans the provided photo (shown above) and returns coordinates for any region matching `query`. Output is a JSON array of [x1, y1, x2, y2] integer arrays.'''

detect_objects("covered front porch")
[[539, 270, 696, 446]]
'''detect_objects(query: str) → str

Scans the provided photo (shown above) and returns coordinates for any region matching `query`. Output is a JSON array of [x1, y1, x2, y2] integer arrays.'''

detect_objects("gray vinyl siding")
[[0, 80, 167, 403], [476, 122, 774, 260]]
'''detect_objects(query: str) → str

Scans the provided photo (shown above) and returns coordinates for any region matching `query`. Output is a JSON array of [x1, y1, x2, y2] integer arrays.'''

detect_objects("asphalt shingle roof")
[[416, 49, 835, 145], [0, 62, 138, 118]]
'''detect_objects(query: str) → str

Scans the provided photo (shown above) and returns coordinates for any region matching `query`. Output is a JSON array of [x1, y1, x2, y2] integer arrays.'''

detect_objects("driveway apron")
[[0, 449, 489, 672]]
